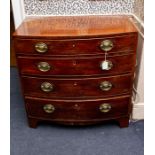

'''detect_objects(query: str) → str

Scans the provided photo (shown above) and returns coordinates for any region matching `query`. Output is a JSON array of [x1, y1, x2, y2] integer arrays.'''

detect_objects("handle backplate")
[[37, 62, 51, 72], [100, 40, 113, 52], [41, 82, 54, 92], [100, 81, 112, 91], [35, 42, 48, 53], [99, 103, 111, 113], [43, 104, 55, 113]]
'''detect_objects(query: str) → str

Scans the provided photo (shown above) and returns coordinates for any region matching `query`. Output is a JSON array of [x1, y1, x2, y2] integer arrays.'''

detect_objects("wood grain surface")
[[13, 15, 138, 128], [13, 15, 137, 38], [17, 53, 135, 77], [22, 74, 132, 99]]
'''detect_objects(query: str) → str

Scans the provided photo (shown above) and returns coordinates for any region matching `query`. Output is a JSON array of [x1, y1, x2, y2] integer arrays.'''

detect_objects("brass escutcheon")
[[99, 103, 111, 113], [100, 40, 113, 52], [37, 62, 51, 72], [41, 82, 54, 92], [43, 104, 55, 113], [35, 42, 48, 53], [100, 81, 112, 91]]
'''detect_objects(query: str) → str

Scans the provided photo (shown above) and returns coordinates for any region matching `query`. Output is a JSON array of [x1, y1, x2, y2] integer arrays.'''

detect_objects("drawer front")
[[17, 54, 135, 77], [22, 74, 132, 99], [25, 96, 131, 120], [14, 35, 137, 55]]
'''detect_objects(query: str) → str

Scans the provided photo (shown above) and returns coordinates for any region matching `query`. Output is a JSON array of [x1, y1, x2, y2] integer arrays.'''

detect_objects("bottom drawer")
[[25, 95, 131, 122]]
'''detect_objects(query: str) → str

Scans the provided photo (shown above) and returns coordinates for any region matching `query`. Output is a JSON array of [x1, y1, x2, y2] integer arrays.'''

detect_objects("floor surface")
[[10, 67, 144, 155]]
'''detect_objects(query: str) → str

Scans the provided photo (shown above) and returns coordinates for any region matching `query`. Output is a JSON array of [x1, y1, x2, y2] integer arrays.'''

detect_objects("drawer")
[[14, 35, 137, 56], [22, 74, 132, 99], [25, 95, 131, 121], [17, 54, 135, 77]]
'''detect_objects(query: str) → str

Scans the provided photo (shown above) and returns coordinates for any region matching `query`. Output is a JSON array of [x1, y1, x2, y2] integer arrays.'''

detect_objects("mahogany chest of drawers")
[[13, 16, 138, 128]]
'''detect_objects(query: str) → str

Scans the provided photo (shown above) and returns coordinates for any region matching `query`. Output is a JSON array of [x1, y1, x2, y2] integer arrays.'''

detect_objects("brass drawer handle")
[[100, 40, 113, 52], [35, 42, 48, 53], [41, 82, 54, 92], [100, 81, 112, 91], [100, 60, 113, 70], [37, 62, 51, 72], [43, 104, 55, 113], [99, 103, 111, 113]]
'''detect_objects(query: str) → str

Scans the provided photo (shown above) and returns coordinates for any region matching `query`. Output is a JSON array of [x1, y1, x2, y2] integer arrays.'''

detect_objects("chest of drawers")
[[13, 16, 138, 128]]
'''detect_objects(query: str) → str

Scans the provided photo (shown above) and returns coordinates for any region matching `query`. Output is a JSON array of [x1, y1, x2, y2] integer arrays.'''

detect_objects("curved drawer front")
[[22, 74, 132, 99], [25, 95, 131, 121], [17, 54, 135, 77], [14, 35, 137, 56]]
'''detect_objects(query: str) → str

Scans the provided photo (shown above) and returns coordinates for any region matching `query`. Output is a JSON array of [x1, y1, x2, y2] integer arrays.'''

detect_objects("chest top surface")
[[13, 15, 137, 39]]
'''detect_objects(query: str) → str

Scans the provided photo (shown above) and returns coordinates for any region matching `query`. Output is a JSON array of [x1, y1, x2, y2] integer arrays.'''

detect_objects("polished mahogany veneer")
[[13, 15, 138, 128], [14, 35, 137, 55], [22, 74, 132, 99], [13, 16, 137, 38], [17, 53, 135, 77], [25, 95, 131, 127]]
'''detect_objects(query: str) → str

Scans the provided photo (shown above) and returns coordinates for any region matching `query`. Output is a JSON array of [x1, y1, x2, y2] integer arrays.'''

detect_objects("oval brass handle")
[[37, 62, 51, 72], [41, 82, 54, 92], [100, 60, 113, 70], [100, 81, 112, 91], [43, 104, 55, 113], [100, 40, 113, 52], [99, 103, 111, 113], [35, 42, 48, 53]]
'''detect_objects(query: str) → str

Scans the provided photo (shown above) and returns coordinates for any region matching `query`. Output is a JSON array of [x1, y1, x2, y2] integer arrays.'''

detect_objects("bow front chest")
[[13, 16, 138, 128]]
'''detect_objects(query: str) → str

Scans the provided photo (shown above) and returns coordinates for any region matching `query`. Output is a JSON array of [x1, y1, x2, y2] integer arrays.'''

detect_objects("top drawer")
[[14, 35, 137, 56]]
